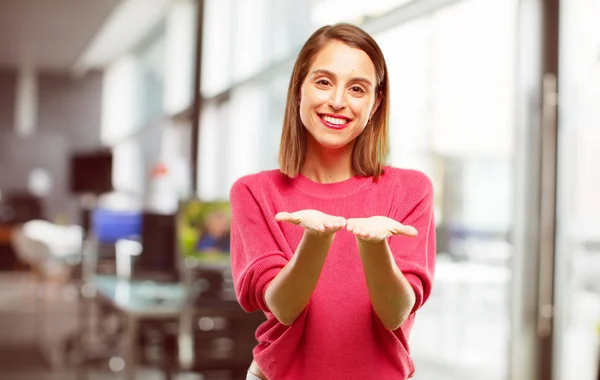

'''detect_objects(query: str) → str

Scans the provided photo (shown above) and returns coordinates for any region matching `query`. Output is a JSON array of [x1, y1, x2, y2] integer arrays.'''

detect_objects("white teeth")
[[322, 115, 347, 125]]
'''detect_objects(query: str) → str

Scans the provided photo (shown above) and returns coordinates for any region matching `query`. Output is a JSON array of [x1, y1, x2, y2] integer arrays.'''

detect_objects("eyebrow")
[[310, 69, 373, 88]]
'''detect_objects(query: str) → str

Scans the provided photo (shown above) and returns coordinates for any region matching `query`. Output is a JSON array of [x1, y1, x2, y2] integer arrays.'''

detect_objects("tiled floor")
[[0, 272, 231, 380], [1, 265, 598, 380], [0, 269, 508, 380], [0, 269, 503, 380], [410, 258, 510, 380], [410, 257, 600, 380], [0, 273, 128, 380]]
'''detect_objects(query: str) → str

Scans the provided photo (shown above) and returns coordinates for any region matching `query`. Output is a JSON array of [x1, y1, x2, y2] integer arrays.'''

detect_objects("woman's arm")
[[230, 179, 345, 321], [265, 231, 335, 326], [356, 239, 415, 330], [266, 210, 346, 325], [347, 175, 436, 331]]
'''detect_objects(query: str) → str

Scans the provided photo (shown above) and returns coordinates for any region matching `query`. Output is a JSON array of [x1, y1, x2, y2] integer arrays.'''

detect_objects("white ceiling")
[[0, 0, 121, 70]]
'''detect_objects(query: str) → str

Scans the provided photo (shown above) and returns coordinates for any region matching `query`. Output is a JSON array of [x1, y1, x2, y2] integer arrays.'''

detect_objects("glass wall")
[[198, 1, 519, 379], [555, 0, 600, 378], [95, 0, 600, 378], [197, 0, 311, 200], [137, 24, 167, 127], [101, 0, 197, 201], [374, 1, 516, 378], [310, 0, 416, 26]]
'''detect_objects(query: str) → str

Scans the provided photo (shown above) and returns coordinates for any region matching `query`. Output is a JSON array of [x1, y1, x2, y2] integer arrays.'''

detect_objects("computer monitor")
[[134, 212, 179, 282], [177, 198, 231, 262], [69, 151, 113, 195]]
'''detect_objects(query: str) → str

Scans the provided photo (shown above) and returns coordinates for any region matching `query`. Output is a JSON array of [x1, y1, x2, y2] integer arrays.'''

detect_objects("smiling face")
[[299, 40, 380, 153]]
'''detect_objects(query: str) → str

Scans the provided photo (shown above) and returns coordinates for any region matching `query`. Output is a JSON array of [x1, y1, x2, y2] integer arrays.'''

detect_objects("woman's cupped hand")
[[275, 210, 346, 236], [275, 211, 417, 241]]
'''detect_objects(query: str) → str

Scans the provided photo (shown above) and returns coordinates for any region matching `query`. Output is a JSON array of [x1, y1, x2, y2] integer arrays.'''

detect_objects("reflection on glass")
[[231, 0, 269, 81], [556, 0, 600, 378], [311, 0, 415, 27], [138, 25, 166, 125], [201, 0, 233, 96], [198, 101, 226, 201], [375, 0, 516, 378], [112, 140, 144, 195], [101, 56, 141, 145], [194, 0, 534, 377], [225, 84, 268, 192]]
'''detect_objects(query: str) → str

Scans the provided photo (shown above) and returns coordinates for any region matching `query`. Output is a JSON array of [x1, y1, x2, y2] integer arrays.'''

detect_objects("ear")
[[370, 92, 382, 120]]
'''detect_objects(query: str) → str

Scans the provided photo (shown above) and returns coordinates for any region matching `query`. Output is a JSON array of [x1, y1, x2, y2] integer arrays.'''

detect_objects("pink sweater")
[[229, 167, 435, 380]]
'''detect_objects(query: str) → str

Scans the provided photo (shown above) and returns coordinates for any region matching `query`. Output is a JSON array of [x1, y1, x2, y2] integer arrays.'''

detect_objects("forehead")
[[309, 41, 376, 80]]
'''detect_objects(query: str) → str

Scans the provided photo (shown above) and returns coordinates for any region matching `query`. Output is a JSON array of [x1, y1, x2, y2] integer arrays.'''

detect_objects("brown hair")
[[278, 23, 390, 180]]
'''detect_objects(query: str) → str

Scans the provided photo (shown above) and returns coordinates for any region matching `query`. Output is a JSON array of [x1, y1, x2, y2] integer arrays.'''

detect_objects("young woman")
[[230, 23, 435, 380]]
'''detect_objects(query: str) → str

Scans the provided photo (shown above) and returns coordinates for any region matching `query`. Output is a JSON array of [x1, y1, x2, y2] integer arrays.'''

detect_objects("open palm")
[[275, 209, 346, 236], [346, 216, 417, 242]]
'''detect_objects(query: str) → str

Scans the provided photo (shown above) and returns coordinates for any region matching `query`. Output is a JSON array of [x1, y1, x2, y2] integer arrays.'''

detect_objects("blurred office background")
[[0, 0, 598, 379]]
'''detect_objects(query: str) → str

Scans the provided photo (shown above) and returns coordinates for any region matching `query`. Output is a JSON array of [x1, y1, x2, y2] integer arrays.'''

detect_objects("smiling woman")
[[229, 23, 434, 380], [280, 24, 389, 181], [299, 42, 380, 151]]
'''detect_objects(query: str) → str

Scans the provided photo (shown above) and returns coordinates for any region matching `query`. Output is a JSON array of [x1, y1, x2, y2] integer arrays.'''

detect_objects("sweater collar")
[[289, 172, 372, 198]]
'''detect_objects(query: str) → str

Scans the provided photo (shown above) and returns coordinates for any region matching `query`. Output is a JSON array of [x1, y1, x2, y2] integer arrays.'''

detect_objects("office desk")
[[92, 275, 185, 317], [0, 224, 18, 270], [0, 224, 13, 243], [84, 276, 185, 380]]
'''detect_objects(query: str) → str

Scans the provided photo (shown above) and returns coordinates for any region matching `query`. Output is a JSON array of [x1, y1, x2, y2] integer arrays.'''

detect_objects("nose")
[[327, 87, 346, 110]]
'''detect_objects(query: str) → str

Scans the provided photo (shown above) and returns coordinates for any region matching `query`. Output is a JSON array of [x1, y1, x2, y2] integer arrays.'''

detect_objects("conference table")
[[80, 275, 185, 380]]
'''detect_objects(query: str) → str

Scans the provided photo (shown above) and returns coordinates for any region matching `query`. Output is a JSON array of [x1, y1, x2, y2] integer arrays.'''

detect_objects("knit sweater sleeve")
[[229, 178, 289, 313], [388, 172, 436, 314]]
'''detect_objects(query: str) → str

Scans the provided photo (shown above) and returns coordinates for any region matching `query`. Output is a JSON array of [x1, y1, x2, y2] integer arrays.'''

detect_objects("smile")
[[318, 113, 351, 130]]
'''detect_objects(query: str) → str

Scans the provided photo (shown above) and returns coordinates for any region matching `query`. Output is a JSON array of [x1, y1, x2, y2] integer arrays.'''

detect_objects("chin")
[[305, 124, 358, 150], [315, 137, 352, 150]]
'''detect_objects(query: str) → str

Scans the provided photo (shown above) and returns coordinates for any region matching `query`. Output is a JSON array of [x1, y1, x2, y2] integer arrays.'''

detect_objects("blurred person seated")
[[196, 209, 231, 255]]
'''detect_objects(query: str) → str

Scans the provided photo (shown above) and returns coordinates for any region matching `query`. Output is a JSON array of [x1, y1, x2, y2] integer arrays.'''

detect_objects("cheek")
[[350, 99, 374, 120], [299, 96, 311, 118], [299, 102, 315, 130], [299, 89, 327, 119], [352, 122, 369, 137]]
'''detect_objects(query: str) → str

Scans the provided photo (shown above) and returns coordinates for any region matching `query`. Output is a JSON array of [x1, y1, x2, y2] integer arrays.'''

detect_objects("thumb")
[[390, 224, 418, 237], [275, 212, 300, 224]]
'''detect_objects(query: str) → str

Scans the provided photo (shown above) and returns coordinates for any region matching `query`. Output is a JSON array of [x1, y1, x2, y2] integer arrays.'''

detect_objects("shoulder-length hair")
[[278, 23, 390, 180]]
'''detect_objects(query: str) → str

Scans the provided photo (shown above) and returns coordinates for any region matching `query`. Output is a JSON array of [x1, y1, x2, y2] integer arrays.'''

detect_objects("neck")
[[301, 141, 355, 183]]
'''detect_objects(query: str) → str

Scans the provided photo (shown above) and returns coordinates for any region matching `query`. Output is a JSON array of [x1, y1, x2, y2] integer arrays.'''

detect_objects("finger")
[[358, 228, 368, 237], [306, 221, 326, 232], [358, 233, 388, 242], [275, 212, 300, 224], [345, 219, 355, 232], [322, 221, 335, 230], [324, 220, 337, 229], [329, 217, 347, 229], [316, 224, 327, 233], [323, 219, 338, 230], [329, 224, 342, 231], [358, 231, 373, 240], [390, 224, 418, 237]]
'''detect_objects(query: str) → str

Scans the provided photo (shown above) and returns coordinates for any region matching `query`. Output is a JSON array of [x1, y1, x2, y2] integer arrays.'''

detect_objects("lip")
[[317, 113, 352, 130]]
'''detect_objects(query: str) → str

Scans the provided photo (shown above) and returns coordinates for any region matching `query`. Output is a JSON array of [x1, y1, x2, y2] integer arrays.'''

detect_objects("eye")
[[316, 79, 331, 86], [350, 85, 366, 94]]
